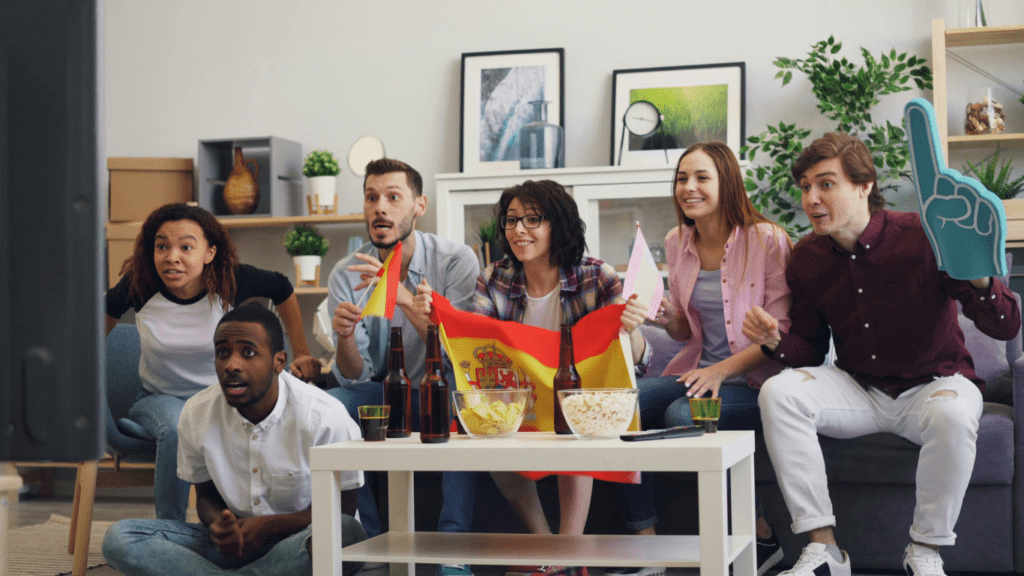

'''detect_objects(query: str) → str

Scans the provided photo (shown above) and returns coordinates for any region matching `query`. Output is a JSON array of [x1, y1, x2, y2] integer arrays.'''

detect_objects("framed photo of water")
[[459, 48, 564, 173]]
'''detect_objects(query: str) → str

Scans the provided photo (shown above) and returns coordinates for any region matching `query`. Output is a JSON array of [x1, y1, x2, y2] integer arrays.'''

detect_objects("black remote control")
[[620, 425, 705, 441]]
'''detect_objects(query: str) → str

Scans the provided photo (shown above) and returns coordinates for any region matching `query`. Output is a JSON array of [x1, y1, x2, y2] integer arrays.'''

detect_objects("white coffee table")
[[311, 431, 755, 576]]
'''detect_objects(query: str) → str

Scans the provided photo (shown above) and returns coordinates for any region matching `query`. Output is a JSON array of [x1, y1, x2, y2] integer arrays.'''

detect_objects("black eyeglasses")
[[499, 215, 547, 230]]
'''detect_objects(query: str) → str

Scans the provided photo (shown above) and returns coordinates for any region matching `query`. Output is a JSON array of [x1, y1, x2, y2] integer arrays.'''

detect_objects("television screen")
[[0, 0, 104, 461]]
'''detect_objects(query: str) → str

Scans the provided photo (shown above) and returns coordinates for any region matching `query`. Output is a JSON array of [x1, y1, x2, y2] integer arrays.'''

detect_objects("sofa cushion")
[[755, 404, 1014, 486]]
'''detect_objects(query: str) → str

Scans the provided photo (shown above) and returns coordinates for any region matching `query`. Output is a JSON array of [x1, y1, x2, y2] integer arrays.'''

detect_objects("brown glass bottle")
[[419, 325, 451, 443], [385, 327, 412, 438], [552, 322, 581, 434]]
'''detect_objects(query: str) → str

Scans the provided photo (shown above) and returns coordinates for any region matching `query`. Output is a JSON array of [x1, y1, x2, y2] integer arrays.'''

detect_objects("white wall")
[[104, 0, 1024, 356]]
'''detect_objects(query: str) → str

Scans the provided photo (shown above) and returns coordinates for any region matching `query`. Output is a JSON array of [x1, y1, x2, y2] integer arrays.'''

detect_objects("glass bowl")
[[557, 388, 638, 439], [452, 388, 530, 439]]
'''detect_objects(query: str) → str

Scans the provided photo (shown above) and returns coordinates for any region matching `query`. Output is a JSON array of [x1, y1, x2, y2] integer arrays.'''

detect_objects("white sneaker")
[[903, 544, 945, 576], [778, 543, 850, 576]]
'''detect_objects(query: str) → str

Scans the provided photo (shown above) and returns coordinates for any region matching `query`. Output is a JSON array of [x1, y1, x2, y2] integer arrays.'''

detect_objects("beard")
[[225, 379, 273, 410], [368, 213, 416, 249]]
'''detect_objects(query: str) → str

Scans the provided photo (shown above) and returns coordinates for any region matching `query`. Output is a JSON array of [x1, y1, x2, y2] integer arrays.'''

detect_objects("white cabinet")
[[435, 165, 679, 272]]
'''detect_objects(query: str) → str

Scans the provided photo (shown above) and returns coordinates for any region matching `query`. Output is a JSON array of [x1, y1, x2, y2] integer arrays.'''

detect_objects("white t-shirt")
[[177, 371, 363, 518], [522, 286, 562, 330]]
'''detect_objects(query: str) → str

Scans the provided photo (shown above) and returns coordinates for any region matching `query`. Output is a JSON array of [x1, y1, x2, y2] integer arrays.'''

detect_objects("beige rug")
[[7, 514, 113, 576]]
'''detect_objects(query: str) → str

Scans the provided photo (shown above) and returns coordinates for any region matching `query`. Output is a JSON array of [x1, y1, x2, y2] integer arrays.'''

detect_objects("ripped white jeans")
[[759, 366, 983, 546]]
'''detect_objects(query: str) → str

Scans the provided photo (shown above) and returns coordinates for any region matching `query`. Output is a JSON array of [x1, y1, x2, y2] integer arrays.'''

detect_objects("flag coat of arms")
[[361, 241, 402, 320], [428, 293, 640, 484]]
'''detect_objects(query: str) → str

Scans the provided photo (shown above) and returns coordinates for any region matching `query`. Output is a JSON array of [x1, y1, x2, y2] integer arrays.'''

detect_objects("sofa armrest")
[[1011, 353, 1024, 571]]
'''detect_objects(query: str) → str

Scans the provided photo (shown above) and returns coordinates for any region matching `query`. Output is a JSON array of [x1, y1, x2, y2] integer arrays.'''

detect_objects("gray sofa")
[[639, 288, 1023, 572]]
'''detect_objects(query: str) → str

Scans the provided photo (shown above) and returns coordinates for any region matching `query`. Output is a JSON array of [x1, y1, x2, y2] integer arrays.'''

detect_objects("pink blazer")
[[662, 222, 792, 387]]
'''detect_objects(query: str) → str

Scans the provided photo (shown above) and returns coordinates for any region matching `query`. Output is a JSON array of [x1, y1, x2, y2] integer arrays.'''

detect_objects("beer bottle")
[[419, 325, 451, 443], [552, 322, 581, 434], [385, 327, 412, 438]]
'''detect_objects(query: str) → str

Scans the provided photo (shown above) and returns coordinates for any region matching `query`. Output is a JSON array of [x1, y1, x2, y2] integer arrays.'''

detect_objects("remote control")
[[620, 425, 705, 441]]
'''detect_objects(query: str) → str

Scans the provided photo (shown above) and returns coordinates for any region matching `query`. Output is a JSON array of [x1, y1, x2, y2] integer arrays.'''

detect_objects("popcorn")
[[560, 390, 637, 437]]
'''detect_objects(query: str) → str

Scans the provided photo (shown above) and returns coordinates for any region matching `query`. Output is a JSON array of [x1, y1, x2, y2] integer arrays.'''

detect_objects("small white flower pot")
[[307, 176, 338, 214], [293, 255, 322, 286]]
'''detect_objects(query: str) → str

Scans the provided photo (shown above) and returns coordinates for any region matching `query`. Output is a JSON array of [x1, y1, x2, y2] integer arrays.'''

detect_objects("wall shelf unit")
[[216, 213, 364, 229]]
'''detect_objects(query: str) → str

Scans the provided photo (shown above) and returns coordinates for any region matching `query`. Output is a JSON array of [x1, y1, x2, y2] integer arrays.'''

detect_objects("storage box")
[[106, 221, 143, 288], [108, 157, 194, 222]]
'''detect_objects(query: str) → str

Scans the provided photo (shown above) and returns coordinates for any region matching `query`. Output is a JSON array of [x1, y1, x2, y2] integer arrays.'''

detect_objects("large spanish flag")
[[428, 293, 639, 484], [360, 241, 401, 320]]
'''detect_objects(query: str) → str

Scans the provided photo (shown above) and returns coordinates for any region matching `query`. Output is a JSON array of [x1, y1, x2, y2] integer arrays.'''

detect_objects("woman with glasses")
[[416, 179, 650, 576]]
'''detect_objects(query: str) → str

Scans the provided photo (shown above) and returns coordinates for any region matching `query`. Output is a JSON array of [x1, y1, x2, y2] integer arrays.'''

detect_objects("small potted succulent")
[[478, 218, 502, 266], [303, 150, 341, 213], [285, 224, 329, 285]]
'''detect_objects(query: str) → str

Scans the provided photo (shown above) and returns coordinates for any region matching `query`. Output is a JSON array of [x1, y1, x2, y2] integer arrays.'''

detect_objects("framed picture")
[[460, 48, 564, 173], [611, 62, 745, 166]]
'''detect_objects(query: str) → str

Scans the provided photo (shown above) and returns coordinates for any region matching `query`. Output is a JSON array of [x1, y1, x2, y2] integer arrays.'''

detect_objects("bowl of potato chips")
[[453, 388, 530, 438]]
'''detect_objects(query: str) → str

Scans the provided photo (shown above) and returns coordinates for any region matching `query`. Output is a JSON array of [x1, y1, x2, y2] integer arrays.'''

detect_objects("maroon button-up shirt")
[[771, 210, 1020, 398]]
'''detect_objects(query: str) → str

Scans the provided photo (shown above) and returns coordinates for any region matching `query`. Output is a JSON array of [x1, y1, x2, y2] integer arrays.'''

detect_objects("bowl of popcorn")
[[453, 388, 530, 439], [557, 388, 638, 439]]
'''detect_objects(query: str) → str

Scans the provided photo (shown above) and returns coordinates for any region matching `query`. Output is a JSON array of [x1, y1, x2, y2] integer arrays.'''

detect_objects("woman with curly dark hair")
[[104, 203, 319, 521]]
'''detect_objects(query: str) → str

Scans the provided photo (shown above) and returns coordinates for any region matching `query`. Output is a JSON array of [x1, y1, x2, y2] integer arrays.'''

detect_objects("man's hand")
[[743, 306, 781, 352], [289, 355, 322, 381], [413, 279, 435, 321], [333, 302, 363, 339], [347, 252, 384, 291], [209, 509, 244, 558], [905, 98, 1007, 281]]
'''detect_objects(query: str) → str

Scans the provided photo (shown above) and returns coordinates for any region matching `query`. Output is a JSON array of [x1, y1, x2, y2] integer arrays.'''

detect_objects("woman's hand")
[[651, 297, 690, 341], [678, 366, 727, 399], [616, 294, 648, 333]]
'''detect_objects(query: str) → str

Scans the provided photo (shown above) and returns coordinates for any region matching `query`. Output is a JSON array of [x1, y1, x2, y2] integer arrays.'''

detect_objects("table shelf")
[[342, 532, 753, 568]]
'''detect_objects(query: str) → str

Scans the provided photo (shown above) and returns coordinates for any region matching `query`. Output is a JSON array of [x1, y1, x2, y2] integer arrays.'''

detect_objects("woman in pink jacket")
[[638, 141, 793, 575]]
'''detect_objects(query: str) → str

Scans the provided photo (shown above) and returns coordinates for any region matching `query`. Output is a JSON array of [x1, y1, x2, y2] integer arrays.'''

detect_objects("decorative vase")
[[293, 255, 322, 286], [518, 100, 564, 170], [307, 175, 338, 215], [223, 147, 259, 215]]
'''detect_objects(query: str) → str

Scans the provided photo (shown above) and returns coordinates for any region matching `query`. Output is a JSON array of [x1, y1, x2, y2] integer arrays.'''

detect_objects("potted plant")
[[285, 224, 329, 286], [478, 218, 502, 266], [303, 150, 341, 214], [964, 151, 1024, 201]]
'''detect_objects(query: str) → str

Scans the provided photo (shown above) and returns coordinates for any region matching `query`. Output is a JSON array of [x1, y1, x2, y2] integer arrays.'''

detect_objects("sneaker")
[[756, 532, 784, 576], [529, 568, 589, 576], [903, 544, 945, 576], [778, 543, 849, 576], [602, 568, 665, 576], [438, 565, 474, 576]]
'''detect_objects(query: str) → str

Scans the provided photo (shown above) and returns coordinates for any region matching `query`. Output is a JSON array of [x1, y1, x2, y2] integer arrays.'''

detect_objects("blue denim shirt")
[[327, 230, 479, 386]]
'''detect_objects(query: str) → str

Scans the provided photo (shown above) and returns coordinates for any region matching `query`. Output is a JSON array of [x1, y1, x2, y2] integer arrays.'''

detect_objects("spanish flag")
[[360, 241, 402, 320], [428, 293, 640, 484]]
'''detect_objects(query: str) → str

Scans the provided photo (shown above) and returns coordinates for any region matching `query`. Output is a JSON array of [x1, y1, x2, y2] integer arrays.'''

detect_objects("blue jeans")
[[327, 383, 478, 537], [129, 391, 191, 521], [102, 516, 365, 576]]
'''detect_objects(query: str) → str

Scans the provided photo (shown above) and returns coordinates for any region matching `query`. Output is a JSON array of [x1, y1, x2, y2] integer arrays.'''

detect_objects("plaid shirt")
[[474, 256, 650, 375]]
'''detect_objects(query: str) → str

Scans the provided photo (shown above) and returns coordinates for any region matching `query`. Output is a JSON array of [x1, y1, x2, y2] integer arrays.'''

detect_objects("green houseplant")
[[285, 224, 329, 286], [478, 218, 502, 266], [303, 150, 341, 214], [742, 36, 933, 237], [964, 151, 1024, 200]]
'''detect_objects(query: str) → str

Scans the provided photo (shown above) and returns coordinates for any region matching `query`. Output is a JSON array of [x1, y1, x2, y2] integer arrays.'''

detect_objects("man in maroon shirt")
[[743, 132, 1020, 576]]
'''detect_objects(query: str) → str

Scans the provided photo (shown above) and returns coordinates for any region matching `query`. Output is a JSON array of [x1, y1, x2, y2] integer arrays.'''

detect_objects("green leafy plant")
[[284, 224, 329, 257], [742, 36, 933, 237], [964, 151, 1024, 200], [478, 218, 499, 244], [303, 150, 341, 177]]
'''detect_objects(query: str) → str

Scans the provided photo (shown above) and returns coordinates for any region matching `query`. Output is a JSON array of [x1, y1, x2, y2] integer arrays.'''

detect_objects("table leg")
[[313, 470, 343, 576], [730, 454, 755, 576], [698, 470, 728, 576], [388, 471, 414, 576]]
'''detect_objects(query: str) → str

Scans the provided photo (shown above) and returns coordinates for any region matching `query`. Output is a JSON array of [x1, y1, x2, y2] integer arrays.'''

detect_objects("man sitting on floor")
[[103, 305, 366, 576]]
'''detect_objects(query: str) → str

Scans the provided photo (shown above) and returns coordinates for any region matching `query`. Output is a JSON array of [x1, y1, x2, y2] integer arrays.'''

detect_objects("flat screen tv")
[[0, 0, 104, 461]]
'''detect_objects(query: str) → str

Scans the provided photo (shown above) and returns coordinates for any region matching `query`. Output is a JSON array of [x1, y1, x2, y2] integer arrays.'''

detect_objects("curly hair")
[[493, 180, 587, 270], [122, 203, 239, 311]]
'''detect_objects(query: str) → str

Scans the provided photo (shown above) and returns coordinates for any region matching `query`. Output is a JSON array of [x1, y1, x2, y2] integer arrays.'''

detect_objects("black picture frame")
[[611, 62, 745, 166], [460, 48, 565, 173]]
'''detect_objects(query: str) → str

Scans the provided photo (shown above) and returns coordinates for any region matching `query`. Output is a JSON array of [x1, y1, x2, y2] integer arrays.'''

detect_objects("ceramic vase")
[[223, 147, 259, 215]]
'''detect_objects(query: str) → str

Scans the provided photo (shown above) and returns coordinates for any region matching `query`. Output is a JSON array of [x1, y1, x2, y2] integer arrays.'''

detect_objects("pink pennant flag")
[[622, 224, 664, 321]]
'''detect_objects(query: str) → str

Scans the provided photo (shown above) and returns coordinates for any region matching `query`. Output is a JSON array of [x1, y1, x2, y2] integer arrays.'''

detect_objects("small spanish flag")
[[360, 241, 402, 320]]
